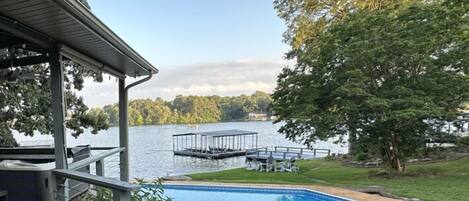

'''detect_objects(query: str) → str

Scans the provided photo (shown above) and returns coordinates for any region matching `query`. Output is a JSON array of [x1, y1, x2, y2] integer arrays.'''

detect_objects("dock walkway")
[[246, 146, 331, 162]]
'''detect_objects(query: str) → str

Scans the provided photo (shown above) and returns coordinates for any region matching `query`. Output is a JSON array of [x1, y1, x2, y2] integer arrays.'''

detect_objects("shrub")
[[132, 179, 172, 201], [82, 178, 171, 201], [353, 153, 369, 161], [458, 136, 469, 146], [323, 155, 335, 161]]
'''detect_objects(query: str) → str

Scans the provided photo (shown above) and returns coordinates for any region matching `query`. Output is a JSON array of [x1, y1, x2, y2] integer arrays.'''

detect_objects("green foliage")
[[353, 153, 369, 162], [273, 0, 469, 173], [69, 108, 109, 135], [0, 122, 17, 147], [132, 179, 172, 201], [273, 0, 415, 49], [323, 155, 335, 161], [88, 186, 112, 201], [103, 104, 119, 125], [172, 95, 221, 123], [129, 108, 145, 126], [82, 178, 171, 201], [463, 102, 469, 111], [0, 49, 109, 147], [458, 136, 469, 146], [101, 91, 273, 126], [216, 93, 271, 121]]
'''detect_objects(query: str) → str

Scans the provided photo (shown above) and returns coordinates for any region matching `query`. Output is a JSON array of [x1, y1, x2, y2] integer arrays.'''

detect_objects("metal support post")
[[96, 160, 105, 176], [118, 79, 129, 182], [118, 72, 153, 182], [255, 134, 258, 149], [50, 45, 69, 201]]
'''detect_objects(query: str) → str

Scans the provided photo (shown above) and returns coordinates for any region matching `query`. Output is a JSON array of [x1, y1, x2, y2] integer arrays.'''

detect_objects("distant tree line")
[[99, 91, 273, 126]]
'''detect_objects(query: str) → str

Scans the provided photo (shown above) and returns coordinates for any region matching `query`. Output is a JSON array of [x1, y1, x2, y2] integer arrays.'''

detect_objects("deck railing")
[[53, 147, 139, 201], [246, 146, 331, 161], [274, 146, 331, 157]]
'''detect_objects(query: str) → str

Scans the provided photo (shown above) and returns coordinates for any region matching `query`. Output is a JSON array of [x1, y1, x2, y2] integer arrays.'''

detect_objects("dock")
[[246, 146, 331, 162], [173, 130, 259, 159]]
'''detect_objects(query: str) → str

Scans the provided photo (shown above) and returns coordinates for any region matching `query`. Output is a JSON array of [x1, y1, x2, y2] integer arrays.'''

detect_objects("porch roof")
[[0, 0, 157, 78]]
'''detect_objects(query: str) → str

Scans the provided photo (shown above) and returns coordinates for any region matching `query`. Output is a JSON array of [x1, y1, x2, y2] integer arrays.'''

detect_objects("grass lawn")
[[189, 157, 469, 201]]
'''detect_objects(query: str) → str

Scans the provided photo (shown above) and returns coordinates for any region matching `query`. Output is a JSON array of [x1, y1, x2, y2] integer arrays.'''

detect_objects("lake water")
[[13, 121, 348, 179]]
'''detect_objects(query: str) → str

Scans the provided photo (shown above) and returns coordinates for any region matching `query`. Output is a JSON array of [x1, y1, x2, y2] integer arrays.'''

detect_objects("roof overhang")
[[0, 0, 158, 78]]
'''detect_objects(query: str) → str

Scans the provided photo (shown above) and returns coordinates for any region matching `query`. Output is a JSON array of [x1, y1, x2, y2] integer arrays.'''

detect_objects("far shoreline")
[[106, 120, 277, 128]]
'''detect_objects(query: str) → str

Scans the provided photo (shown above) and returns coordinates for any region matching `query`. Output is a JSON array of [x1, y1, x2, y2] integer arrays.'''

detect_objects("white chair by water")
[[274, 161, 286, 172], [246, 159, 258, 170], [258, 156, 275, 172], [284, 157, 299, 172]]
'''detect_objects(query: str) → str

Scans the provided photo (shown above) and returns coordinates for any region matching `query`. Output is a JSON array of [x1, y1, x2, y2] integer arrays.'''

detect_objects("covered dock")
[[173, 130, 258, 159]]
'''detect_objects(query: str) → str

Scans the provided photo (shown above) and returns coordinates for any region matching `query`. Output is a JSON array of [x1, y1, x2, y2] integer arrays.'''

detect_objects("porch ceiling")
[[0, 0, 157, 78]]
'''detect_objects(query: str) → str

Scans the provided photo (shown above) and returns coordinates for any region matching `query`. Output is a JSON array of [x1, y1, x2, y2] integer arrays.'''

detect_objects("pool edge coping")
[[162, 182, 356, 201], [162, 181, 403, 201]]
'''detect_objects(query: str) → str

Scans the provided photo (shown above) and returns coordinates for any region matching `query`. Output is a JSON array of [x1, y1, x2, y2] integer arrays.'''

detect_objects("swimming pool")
[[163, 185, 354, 201]]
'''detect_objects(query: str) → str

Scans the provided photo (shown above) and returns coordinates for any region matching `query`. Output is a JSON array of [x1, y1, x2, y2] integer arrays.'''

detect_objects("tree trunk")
[[348, 132, 358, 155], [388, 148, 405, 173], [383, 134, 405, 174]]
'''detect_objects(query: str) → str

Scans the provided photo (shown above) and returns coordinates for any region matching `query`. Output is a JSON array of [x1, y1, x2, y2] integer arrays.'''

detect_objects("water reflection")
[[276, 195, 295, 201]]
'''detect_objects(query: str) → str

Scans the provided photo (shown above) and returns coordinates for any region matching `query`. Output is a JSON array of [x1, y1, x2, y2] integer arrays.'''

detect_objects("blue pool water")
[[163, 185, 352, 201]]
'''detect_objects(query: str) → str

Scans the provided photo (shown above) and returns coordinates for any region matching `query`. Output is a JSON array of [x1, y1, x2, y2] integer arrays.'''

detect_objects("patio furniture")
[[246, 159, 258, 170], [258, 156, 275, 172], [290, 162, 300, 172], [274, 161, 286, 172], [284, 157, 300, 172], [258, 161, 267, 172]]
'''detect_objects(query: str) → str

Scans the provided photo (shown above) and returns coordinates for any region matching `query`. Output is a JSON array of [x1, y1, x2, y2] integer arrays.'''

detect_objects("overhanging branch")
[[0, 55, 48, 68]]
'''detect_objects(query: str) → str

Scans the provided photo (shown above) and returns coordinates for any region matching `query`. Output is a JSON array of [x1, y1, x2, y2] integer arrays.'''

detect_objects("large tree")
[[273, 0, 468, 173], [0, 0, 109, 147], [274, 0, 415, 50], [0, 48, 109, 147]]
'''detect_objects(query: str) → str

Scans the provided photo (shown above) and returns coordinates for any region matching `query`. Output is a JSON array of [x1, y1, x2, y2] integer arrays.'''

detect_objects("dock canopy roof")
[[173, 129, 258, 137], [0, 0, 157, 78]]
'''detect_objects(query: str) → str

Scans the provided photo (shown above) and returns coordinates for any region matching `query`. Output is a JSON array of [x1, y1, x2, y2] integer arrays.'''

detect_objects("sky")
[[80, 0, 290, 107]]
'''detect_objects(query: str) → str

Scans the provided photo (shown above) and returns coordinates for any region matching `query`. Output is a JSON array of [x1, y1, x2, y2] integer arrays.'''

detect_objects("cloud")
[[78, 59, 291, 107]]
